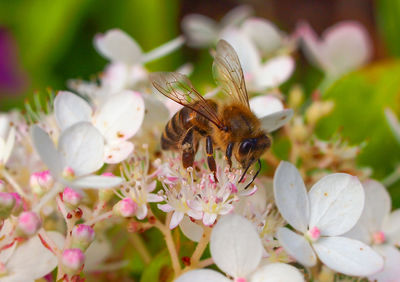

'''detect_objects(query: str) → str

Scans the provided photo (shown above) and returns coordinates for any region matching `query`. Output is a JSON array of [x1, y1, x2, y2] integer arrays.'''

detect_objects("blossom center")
[[306, 226, 321, 242], [372, 231, 386, 245]]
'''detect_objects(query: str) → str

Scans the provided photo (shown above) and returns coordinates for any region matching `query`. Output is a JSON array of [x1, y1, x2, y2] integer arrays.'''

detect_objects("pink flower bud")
[[71, 224, 95, 251], [62, 167, 75, 180], [30, 170, 53, 195], [0, 192, 15, 219], [306, 226, 321, 242], [373, 231, 386, 245], [61, 248, 85, 275], [113, 198, 137, 218], [17, 211, 41, 236], [63, 187, 83, 208]]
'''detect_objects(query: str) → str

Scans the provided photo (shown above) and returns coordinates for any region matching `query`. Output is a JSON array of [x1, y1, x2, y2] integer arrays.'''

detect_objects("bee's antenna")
[[238, 162, 251, 184], [243, 159, 262, 190]]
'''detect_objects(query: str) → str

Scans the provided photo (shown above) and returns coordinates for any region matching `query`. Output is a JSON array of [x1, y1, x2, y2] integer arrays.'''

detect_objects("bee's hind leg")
[[206, 136, 218, 182], [181, 128, 195, 169]]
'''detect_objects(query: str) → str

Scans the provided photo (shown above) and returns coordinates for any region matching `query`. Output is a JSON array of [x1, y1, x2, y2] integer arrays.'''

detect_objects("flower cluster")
[[0, 4, 394, 282]]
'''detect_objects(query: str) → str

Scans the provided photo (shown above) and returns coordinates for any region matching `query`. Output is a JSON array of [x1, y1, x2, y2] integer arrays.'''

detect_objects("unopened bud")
[[63, 187, 82, 208], [71, 224, 95, 251], [61, 248, 85, 275], [306, 101, 334, 125], [0, 192, 15, 219], [62, 167, 75, 181], [16, 211, 41, 237], [113, 198, 137, 218], [30, 170, 53, 196], [288, 85, 304, 109]]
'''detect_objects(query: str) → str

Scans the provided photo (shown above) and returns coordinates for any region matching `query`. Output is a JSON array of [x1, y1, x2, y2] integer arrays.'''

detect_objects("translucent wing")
[[212, 39, 250, 108], [150, 72, 224, 129]]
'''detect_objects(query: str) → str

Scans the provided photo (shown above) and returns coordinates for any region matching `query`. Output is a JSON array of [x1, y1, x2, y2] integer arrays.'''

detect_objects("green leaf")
[[377, 0, 400, 56], [140, 250, 173, 282], [315, 60, 400, 205]]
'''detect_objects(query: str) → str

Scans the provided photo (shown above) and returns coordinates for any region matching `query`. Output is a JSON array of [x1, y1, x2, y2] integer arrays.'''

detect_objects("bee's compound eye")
[[239, 140, 253, 155]]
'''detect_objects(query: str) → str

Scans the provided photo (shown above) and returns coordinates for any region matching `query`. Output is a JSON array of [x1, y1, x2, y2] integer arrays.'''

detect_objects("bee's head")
[[235, 134, 271, 169]]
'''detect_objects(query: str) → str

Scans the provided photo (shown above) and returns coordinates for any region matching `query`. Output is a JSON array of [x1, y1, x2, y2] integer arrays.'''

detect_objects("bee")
[[151, 40, 292, 188]]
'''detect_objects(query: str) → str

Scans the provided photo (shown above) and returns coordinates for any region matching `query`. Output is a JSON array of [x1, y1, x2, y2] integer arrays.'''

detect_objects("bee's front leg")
[[206, 136, 218, 182], [225, 143, 233, 170], [181, 128, 195, 169]]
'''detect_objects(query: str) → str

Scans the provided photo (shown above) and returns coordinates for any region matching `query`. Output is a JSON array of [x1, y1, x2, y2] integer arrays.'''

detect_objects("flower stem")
[[84, 211, 113, 226], [33, 183, 63, 213], [190, 226, 212, 266], [2, 170, 29, 198], [382, 166, 400, 187], [129, 233, 152, 264]]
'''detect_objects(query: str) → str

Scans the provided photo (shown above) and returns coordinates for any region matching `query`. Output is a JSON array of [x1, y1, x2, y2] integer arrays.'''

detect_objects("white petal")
[[84, 238, 112, 272], [308, 173, 364, 236], [58, 122, 104, 177], [175, 269, 231, 282], [7, 231, 64, 279], [313, 236, 383, 276], [241, 18, 283, 55], [210, 214, 263, 278], [0, 242, 17, 264], [141, 94, 170, 129], [141, 36, 184, 63], [260, 109, 293, 133], [322, 21, 372, 76], [361, 179, 391, 233], [136, 204, 148, 220], [220, 28, 260, 75], [221, 5, 253, 28], [254, 55, 294, 89], [2, 126, 15, 164], [54, 91, 92, 131], [385, 108, 400, 144], [203, 213, 217, 226], [157, 204, 173, 213], [94, 91, 144, 143], [369, 245, 400, 282], [31, 125, 62, 176], [169, 211, 184, 229], [94, 29, 143, 64], [250, 95, 284, 118], [383, 209, 400, 246], [276, 227, 316, 267], [147, 193, 164, 203], [273, 161, 309, 233], [71, 175, 123, 189], [179, 216, 204, 242], [343, 219, 371, 245], [181, 14, 218, 47], [103, 141, 134, 164], [250, 262, 305, 282]]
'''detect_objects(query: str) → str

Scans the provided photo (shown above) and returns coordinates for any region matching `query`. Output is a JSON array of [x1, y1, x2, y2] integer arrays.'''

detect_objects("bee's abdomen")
[[161, 107, 193, 150]]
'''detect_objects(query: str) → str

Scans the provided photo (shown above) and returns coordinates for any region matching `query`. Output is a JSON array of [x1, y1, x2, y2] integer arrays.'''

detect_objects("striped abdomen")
[[161, 107, 194, 150]]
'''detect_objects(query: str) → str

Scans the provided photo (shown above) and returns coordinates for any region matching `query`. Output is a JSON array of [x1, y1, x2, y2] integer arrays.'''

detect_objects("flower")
[[31, 122, 123, 189], [297, 21, 372, 78], [0, 231, 64, 281], [345, 180, 400, 281], [54, 90, 145, 163], [274, 161, 383, 276], [16, 211, 41, 237], [182, 5, 253, 47], [113, 198, 138, 218], [61, 248, 85, 275], [71, 225, 95, 251], [176, 214, 304, 281]]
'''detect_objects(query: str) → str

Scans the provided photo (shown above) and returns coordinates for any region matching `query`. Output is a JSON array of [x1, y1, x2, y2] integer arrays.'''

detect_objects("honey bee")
[[151, 40, 292, 188]]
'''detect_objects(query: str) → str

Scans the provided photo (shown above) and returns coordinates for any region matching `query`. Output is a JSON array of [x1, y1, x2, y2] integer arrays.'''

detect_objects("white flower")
[[274, 161, 383, 276], [181, 5, 253, 47], [54, 90, 145, 163], [0, 115, 15, 168], [94, 29, 184, 66], [31, 122, 123, 189], [297, 21, 372, 78], [221, 28, 294, 92], [345, 180, 400, 281], [176, 214, 304, 281], [0, 231, 64, 282]]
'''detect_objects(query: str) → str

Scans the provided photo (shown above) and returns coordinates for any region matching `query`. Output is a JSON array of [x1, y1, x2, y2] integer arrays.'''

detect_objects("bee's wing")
[[150, 72, 225, 129], [260, 109, 293, 132], [212, 39, 250, 108]]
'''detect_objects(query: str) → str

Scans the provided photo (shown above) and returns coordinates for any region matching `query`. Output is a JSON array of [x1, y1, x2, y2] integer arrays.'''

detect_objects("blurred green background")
[[1, 0, 400, 204]]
